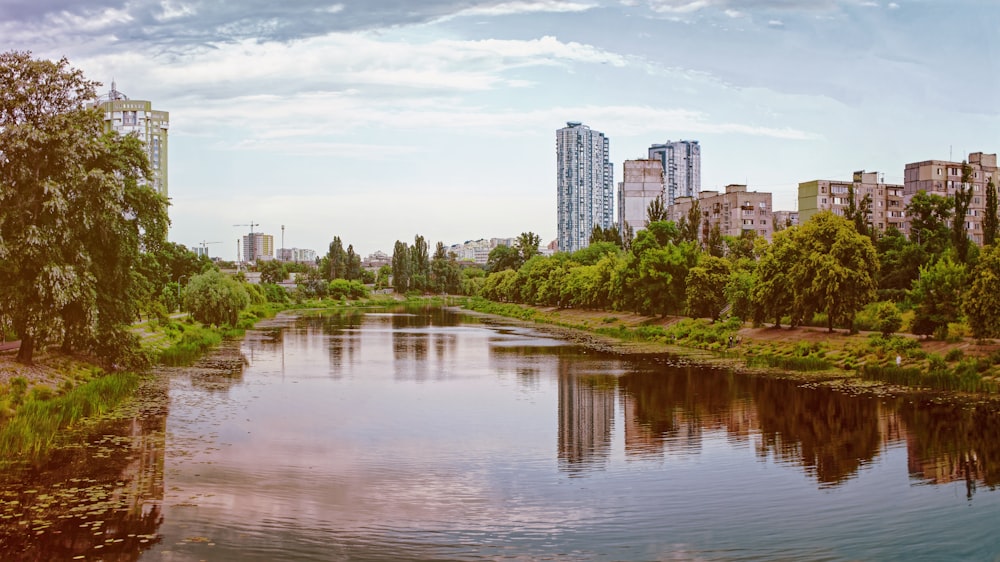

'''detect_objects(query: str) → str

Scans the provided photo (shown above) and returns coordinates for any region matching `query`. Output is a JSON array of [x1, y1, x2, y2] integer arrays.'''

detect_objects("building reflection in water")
[[551, 353, 1000, 495]]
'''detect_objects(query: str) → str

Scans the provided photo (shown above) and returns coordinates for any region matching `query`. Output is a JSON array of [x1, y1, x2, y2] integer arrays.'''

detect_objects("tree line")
[[469, 182, 1000, 341]]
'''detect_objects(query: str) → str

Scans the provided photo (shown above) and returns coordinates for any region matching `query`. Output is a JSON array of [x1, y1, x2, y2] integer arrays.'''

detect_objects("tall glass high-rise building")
[[556, 122, 613, 253], [648, 140, 700, 206]]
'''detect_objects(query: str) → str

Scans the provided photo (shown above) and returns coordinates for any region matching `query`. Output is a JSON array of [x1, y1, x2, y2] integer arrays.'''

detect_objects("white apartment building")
[[648, 140, 700, 206], [617, 159, 665, 237], [94, 82, 169, 197], [556, 122, 613, 253]]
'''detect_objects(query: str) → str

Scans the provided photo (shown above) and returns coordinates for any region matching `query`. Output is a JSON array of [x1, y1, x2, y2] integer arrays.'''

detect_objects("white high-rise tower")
[[556, 122, 613, 253], [648, 140, 700, 206]]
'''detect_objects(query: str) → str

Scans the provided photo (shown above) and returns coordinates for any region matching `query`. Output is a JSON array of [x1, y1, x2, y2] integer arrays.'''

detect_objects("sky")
[[3, 0, 998, 258]]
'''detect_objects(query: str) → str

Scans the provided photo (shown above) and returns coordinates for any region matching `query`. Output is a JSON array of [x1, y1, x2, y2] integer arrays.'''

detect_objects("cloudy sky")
[[3, 0, 997, 257]]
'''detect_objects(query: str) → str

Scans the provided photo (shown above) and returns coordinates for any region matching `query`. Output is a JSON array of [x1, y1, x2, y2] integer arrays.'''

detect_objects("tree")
[[964, 244, 1000, 338], [907, 190, 953, 255], [788, 212, 879, 332], [952, 161, 974, 263], [706, 222, 725, 258], [870, 301, 903, 338], [410, 234, 430, 291], [515, 231, 541, 264], [259, 260, 288, 284], [677, 199, 701, 244], [0, 52, 169, 364], [875, 226, 922, 302], [910, 256, 967, 339], [685, 256, 731, 320], [345, 244, 361, 280], [985, 177, 998, 247], [323, 236, 346, 280], [487, 244, 520, 272], [391, 240, 410, 293], [752, 230, 797, 327], [844, 183, 873, 239], [182, 271, 250, 327], [646, 194, 667, 225], [590, 224, 624, 248]]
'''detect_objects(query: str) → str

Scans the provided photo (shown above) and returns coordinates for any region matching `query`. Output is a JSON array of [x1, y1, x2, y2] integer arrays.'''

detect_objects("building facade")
[[648, 140, 700, 206], [904, 152, 998, 245], [772, 210, 799, 231], [242, 233, 274, 262], [617, 159, 665, 237], [278, 247, 317, 263], [95, 82, 169, 197], [668, 184, 773, 242], [798, 171, 905, 235], [556, 122, 613, 253]]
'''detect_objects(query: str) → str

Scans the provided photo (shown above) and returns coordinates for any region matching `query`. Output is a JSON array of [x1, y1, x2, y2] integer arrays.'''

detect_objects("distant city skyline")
[[3, 1, 997, 255]]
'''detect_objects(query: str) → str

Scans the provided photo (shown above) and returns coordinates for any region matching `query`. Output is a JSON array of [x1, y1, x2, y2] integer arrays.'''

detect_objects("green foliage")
[[590, 224, 624, 248], [855, 301, 903, 337], [487, 244, 521, 273], [952, 162, 974, 263], [909, 256, 967, 338], [260, 283, 290, 304], [0, 372, 140, 460], [392, 240, 410, 292], [182, 270, 251, 327], [259, 260, 288, 284], [746, 354, 831, 372], [907, 190, 954, 256], [685, 255, 731, 320], [646, 194, 667, 224], [328, 279, 370, 300], [158, 323, 222, 366], [0, 52, 170, 364], [985, 177, 999, 247], [964, 244, 1000, 338]]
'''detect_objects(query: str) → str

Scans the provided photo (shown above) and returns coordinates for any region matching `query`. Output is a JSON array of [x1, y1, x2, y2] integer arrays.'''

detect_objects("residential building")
[[904, 152, 998, 244], [798, 171, 905, 234], [448, 238, 516, 265], [243, 233, 274, 262], [772, 210, 799, 231], [617, 159, 664, 237], [94, 81, 169, 197], [278, 247, 317, 263], [648, 140, 700, 206], [556, 122, 613, 253], [668, 184, 773, 242]]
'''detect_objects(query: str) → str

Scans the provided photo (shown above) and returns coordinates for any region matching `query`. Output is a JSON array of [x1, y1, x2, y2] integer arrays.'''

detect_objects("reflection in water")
[[557, 365, 615, 474], [0, 378, 168, 560]]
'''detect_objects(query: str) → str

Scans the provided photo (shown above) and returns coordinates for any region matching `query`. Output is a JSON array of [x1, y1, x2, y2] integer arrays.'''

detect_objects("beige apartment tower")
[[617, 159, 665, 238]]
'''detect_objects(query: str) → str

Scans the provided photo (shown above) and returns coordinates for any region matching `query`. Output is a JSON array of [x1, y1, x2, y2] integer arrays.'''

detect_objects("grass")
[[157, 323, 223, 366], [0, 372, 140, 461], [747, 353, 832, 372]]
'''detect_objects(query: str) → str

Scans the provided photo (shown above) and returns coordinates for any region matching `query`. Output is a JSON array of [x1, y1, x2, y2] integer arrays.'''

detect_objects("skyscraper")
[[95, 81, 169, 198], [648, 140, 700, 206], [556, 122, 613, 253]]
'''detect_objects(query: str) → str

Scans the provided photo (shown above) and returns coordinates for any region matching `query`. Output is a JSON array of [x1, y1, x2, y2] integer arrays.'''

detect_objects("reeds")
[[0, 372, 140, 460]]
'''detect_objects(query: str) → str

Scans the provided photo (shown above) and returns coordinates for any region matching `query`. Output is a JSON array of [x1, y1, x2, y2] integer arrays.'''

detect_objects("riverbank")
[[458, 299, 1000, 400]]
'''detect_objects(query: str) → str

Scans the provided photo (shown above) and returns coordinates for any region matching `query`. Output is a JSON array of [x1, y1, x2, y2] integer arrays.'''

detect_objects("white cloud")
[[723, 9, 743, 17], [888, 2, 899, 8], [767, 19, 784, 27], [452, 1, 598, 17]]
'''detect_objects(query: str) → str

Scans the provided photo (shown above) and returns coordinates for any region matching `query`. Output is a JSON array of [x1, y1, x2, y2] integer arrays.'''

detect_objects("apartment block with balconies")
[[798, 171, 905, 235], [668, 184, 773, 243], [904, 152, 998, 245]]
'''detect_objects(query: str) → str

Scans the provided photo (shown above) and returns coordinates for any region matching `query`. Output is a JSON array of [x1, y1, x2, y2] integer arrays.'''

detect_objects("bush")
[[868, 301, 902, 337], [328, 279, 370, 300]]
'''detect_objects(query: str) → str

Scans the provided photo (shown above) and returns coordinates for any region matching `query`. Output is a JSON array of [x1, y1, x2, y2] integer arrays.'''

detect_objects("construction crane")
[[199, 240, 222, 257], [233, 221, 260, 263]]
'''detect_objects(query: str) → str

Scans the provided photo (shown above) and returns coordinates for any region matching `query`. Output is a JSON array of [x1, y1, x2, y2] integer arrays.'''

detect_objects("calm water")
[[6, 305, 1000, 561]]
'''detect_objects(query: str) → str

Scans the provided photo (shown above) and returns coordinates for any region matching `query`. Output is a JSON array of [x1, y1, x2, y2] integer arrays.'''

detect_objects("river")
[[4, 304, 1000, 560]]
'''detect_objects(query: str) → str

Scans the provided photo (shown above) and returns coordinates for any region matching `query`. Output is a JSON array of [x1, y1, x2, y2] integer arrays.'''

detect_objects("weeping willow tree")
[[0, 51, 169, 365]]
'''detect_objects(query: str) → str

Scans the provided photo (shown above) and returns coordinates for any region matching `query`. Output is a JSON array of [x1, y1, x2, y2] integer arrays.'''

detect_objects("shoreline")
[[453, 303, 1000, 405]]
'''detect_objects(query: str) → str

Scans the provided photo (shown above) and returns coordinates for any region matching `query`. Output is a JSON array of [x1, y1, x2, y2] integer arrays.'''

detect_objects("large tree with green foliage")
[[910, 256, 967, 338], [0, 51, 169, 364], [646, 194, 668, 225], [391, 240, 410, 293], [907, 190, 953, 255], [685, 255, 731, 320], [515, 231, 541, 264], [787, 212, 879, 331], [182, 270, 250, 327], [964, 244, 1000, 338]]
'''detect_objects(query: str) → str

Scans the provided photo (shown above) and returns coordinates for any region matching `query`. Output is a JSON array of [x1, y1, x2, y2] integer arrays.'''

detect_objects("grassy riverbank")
[[461, 297, 1000, 396]]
